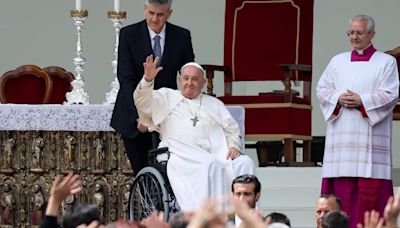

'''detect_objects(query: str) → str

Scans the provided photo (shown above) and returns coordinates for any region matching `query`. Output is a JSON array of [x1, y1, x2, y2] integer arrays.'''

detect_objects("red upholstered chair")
[[0, 65, 52, 104], [43, 66, 74, 104], [385, 46, 400, 120], [202, 0, 313, 166]]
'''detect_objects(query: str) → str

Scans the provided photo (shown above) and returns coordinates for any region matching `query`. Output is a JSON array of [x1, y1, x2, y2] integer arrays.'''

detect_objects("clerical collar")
[[186, 94, 203, 102], [351, 44, 376, 62]]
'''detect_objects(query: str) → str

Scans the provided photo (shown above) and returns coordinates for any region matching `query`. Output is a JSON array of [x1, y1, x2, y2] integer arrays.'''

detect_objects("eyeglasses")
[[346, 31, 371, 37]]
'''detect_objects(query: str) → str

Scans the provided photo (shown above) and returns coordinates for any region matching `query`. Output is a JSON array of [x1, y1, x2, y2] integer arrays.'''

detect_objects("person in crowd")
[[168, 211, 193, 228], [134, 58, 255, 211], [268, 223, 290, 228], [316, 14, 399, 227], [230, 174, 261, 227], [315, 194, 342, 228], [265, 212, 291, 227], [40, 172, 84, 228], [322, 211, 349, 228], [110, 0, 195, 175], [63, 204, 102, 228]]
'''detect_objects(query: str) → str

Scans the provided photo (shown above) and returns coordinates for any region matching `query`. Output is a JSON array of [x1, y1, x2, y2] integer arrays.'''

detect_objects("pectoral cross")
[[190, 116, 199, 127]]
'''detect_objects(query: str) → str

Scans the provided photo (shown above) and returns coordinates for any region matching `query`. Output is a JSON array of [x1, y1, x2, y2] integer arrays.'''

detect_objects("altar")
[[0, 104, 133, 227], [0, 104, 244, 227]]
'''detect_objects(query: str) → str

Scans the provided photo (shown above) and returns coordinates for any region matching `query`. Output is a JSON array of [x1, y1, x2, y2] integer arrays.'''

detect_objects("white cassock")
[[134, 78, 255, 211], [316, 51, 399, 179]]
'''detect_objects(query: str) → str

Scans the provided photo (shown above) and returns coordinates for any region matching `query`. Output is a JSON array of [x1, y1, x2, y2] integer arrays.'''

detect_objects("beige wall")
[[0, 0, 399, 166]]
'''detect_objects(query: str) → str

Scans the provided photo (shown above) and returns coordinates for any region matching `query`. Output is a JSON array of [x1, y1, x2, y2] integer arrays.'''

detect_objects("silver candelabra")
[[104, 11, 126, 105], [65, 10, 90, 105]]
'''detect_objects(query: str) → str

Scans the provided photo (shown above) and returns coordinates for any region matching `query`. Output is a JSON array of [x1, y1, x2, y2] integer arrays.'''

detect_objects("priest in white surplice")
[[316, 15, 399, 228], [134, 56, 255, 211]]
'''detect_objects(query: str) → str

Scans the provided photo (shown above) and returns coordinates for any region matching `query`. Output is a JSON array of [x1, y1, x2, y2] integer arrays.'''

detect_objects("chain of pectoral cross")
[[189, 95, 202, 127]]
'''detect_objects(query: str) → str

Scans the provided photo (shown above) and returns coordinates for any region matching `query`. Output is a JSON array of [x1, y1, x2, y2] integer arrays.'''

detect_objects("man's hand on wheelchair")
[[137, 119, 149, 133], [226, 148, 241, 160]]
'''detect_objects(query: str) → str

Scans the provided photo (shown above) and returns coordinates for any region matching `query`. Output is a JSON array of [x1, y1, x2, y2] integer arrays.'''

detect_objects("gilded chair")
[[385, 46, 400, 120], [202, 0, 314, 166], [0, 65, 52, 104], [43, 66, 74, 104]]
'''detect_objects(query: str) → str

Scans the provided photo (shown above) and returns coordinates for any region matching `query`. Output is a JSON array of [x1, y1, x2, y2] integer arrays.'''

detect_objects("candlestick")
[[104, 11, 126, 105], [66, 10, 90, 105]]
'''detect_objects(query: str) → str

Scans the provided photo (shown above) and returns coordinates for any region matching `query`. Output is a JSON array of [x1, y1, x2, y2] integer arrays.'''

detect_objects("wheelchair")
[[128, 106, 245, 222], [128, 147, 178, 222]]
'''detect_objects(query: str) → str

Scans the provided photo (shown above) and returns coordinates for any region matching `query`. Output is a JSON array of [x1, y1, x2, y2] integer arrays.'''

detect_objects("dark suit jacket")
[[110, 20, 195, 138]]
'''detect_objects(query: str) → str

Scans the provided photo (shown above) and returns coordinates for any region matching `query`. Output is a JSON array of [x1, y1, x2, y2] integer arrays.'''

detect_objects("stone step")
[[255, 167, 320, 227], [255, 167, 322, 187], [260, 187, 320, 208]]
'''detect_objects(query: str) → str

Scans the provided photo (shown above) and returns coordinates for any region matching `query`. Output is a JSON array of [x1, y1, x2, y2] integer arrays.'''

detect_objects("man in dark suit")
[[110, 0, 195, 175]]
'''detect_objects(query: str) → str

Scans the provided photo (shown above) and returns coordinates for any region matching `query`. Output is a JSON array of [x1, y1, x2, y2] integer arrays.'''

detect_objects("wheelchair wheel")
[[128, 166, 170, 222]]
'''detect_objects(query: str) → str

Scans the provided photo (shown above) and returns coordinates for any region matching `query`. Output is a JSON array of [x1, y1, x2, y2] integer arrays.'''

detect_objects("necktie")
[[153, 35, 162, 66]]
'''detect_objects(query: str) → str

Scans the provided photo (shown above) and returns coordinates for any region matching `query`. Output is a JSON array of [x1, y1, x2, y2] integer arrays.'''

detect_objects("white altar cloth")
[[0, 104, 245, 147], [0, 104, 114, 131]]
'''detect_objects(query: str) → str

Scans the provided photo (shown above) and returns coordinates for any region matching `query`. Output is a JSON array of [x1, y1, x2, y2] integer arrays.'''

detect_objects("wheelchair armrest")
[[148, 147, 170, 165], [148, 147, 169, 157]]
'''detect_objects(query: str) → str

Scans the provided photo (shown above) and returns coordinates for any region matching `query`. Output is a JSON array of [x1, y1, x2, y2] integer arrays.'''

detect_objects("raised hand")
[[140, 211, 168, 228], [143, 55, 163, 82], [45, 172, 83, 216], [50, 173, 82, 201], [231, 196, 265, 228], [384, 189, 400, 228], [187, 198, 226, 228], [357, 210, 384, 228]]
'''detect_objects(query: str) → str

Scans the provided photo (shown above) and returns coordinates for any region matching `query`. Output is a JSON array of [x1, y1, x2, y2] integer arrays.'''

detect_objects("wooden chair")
[[43, 66, 74, 104], [202, 0, 314, 166], [0, 65, 52, 104], [385, 46, 400, 120]]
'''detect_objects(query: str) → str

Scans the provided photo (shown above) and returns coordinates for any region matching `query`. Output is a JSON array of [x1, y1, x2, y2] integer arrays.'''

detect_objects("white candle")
[[76, 0, 82, 11], [114, 0, 120, 12]]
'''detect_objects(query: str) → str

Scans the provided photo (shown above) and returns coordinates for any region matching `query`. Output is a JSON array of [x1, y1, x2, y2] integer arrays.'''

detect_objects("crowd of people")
[[39, 172, 400, 228]]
